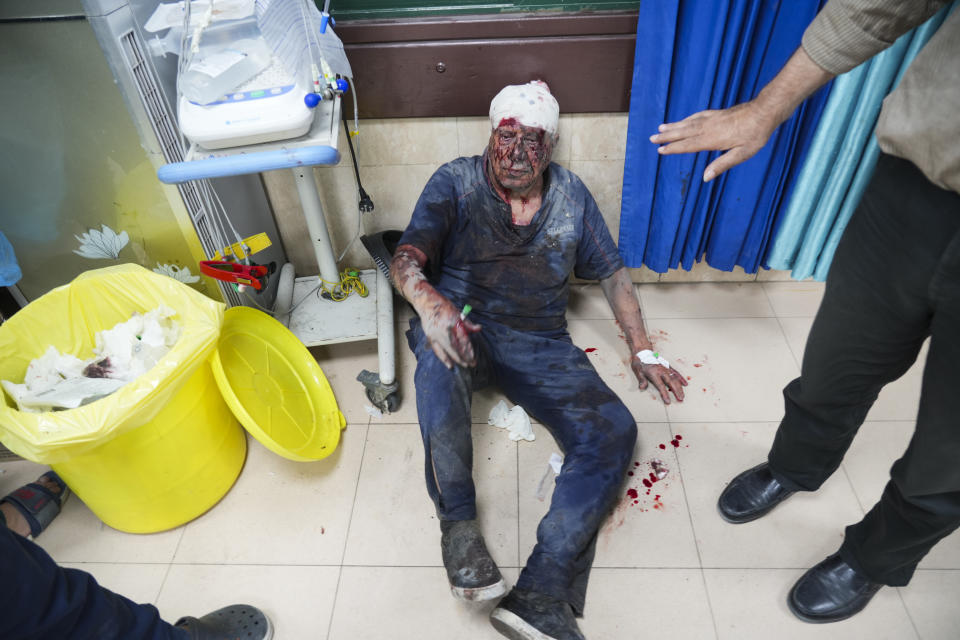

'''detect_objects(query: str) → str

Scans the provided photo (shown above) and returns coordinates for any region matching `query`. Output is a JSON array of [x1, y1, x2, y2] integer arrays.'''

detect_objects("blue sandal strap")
[[1, 472, 68, 537]]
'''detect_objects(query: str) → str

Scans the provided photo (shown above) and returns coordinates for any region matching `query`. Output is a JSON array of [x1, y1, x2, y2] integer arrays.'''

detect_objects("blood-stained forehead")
[[489, 81, 559, 139]]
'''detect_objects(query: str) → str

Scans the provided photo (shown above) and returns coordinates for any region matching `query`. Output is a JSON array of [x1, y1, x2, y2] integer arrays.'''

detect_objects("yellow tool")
[[214, 232, 272, 261]]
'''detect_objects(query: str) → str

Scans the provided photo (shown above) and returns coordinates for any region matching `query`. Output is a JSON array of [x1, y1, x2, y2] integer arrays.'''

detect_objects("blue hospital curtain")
[[619, 0, 831, 273], [765, 2, 956, 281]]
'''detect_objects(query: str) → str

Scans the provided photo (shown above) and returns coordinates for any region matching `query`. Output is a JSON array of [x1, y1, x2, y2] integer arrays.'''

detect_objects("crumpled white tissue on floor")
[[1, 306, 181, 412], [488, 399, 535, 442]]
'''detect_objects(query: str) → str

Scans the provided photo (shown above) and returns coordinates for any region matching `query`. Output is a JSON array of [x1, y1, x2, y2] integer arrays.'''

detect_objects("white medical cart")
[[158, 97, 398, 412]]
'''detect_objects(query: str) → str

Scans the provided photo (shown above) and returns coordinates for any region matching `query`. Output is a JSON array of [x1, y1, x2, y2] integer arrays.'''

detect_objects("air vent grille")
[[118, 29, 241, 307]]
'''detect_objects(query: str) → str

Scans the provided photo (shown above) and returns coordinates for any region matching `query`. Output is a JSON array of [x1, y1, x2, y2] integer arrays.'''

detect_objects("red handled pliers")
[[199, 260, 269, 290]]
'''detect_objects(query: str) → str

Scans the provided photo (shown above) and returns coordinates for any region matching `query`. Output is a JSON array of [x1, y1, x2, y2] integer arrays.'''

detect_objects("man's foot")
[[441, 519, 506, 601], [490, 588, 584, 640], [717, 462, 795, 523], [788, 554, 883, 623], [0, 470, 69, 538], [175, 604, 273, 639]]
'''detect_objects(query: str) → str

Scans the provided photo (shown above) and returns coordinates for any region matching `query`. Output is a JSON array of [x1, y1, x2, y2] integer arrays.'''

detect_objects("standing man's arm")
[[599, 267, 687, 404], [649, 0, 948, 181]]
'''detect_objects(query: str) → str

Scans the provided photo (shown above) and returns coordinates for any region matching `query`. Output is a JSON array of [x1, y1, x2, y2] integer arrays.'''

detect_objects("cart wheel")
[[365, 387, 400, 413], [357, 369, 400, 414], [383, 392, 400, 413]]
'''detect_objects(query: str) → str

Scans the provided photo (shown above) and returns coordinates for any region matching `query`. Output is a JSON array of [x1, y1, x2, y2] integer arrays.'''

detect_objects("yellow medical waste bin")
[[0, 264, 344, 533]]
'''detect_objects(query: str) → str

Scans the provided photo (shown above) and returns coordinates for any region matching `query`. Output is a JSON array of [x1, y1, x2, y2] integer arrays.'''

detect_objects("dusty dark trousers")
[[0, 524, 186, 639], [768, 154, 960, 586], [407, 316, 637, 614]]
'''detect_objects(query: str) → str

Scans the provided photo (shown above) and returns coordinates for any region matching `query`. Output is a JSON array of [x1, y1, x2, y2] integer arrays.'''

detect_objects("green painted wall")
[[329, 0, 637, 21]]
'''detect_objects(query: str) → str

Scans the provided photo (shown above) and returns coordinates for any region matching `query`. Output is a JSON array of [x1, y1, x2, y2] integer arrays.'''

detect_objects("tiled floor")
[[4, 281, 959, 639]]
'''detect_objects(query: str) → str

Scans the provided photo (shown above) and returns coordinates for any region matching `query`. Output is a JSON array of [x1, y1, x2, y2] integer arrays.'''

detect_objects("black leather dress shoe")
[[788, 553, 883, 623], [717, 462, 795, 523]]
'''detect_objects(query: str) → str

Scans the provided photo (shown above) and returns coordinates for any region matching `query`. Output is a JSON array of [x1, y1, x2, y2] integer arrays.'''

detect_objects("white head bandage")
[[489, 81, 560, 139]]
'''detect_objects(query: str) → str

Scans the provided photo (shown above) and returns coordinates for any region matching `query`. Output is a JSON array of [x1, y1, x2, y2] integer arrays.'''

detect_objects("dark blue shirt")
[[399, 154, 624, 331]]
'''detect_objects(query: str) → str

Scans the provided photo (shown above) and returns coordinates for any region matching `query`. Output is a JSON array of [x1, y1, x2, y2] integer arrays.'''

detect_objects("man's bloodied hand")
[[632, 359, 687, 405], [391, 244, 482, 368], [421, 297, 482, 369]]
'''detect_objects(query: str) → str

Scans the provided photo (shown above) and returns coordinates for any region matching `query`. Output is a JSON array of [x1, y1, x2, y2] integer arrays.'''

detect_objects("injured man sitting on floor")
[[390, 81, 687, 640]]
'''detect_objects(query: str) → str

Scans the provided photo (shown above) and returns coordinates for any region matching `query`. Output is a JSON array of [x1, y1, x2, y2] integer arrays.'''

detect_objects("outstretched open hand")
[[649, 101, 779, 182], [632, 359, 687, 405]]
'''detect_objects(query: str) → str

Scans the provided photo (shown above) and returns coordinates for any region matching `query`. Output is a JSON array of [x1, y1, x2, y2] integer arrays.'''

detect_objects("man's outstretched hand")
[[648, 48, 834, 183], [632, 359, 687, 405], [649, 101, 780, 182]]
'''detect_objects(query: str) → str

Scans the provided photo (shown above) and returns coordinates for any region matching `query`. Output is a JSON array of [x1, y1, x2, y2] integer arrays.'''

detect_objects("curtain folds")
[[619, 0, 830, 273], [765, 4, 955, 280]]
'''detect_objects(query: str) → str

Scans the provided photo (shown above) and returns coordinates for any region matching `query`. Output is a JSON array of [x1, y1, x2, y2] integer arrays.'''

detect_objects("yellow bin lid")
[[211, 306, 346, 461]]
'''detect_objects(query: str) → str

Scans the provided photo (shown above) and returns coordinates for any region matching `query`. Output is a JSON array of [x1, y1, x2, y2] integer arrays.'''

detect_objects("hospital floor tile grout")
[[323, 419, 370, 640], [896, 587, 924, 640], [668, 422, 722, 640]]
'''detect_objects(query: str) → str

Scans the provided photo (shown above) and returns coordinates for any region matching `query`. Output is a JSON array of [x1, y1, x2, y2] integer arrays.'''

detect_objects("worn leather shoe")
[[788, 553, 883, 623], [717, 462, 795, 523], [441, 519, 507, 601], [491, 588, 585, 640]]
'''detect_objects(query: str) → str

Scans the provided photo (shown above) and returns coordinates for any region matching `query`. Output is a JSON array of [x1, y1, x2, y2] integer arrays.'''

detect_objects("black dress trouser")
[[768, 153, 960, 587]]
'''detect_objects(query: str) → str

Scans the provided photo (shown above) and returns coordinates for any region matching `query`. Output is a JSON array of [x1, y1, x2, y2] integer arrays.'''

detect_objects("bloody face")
[[487, 118, 555, 193]]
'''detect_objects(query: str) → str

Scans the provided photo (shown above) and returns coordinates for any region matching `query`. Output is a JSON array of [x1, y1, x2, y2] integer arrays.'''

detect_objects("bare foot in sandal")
[[0, 470, 69, 538]]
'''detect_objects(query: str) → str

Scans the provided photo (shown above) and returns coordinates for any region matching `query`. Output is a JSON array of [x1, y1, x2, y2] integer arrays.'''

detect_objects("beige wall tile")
[[629, 266, 661, 283], [639, 283, 775, 319], [568, 159, 624, 243], [567, 112, 629, 161], [348, 163, 439, 229], [263, 163, 438, 275], [314, 165, 373, 271], [568, 266, 659, 285], [568, 269, 658, 285], [354, 117, 458, 167], [661, 260, 759, 282], [336, 164, 439, 267], [757, 267, 801, 281], [262, 166, 355, 276], [261, 169, 310, 270], [555, 113, 574, 166], [456, 116, 490, 159], [565, 160, 660, 282]]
